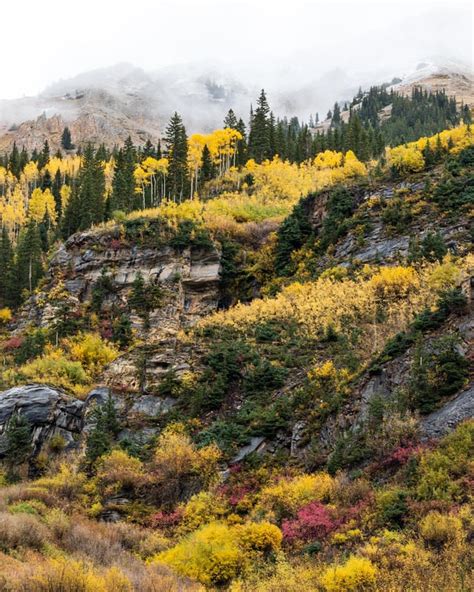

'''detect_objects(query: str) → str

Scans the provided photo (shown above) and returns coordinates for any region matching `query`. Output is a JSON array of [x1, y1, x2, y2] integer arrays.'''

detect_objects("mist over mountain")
[[0, 55, 472, 151]]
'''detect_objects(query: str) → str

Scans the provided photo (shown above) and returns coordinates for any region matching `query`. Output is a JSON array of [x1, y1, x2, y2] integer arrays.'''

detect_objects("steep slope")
[[0, 132, 472, 592]]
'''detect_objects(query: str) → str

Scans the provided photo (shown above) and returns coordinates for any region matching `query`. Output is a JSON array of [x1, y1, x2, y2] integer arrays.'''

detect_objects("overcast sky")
[[0, 0, 471, 100]]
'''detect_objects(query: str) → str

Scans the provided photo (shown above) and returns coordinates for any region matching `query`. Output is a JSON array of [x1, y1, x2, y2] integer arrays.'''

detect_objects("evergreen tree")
[[85, 396, 120, 466], [62, 144, 105, 236], [331, 102, 341, 127], [16, 221, 44, 298], [248, 89, 271, 163], [0, 228, 15, 307], [38, 140, 50, 169], [164, 112, 189, 202], [52, 169, 63, 220], [5, 414, 32, 465], [201, 144, 215, 182], [8, 142, 21, 178], [224, 109, 238, 129], [61, 127, 73, 150], [110, 137, 137, 213]]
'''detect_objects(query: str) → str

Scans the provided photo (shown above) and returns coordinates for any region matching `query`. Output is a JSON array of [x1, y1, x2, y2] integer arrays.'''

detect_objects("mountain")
[[390, 57, 474, 105], [0, 58, 472, 152]]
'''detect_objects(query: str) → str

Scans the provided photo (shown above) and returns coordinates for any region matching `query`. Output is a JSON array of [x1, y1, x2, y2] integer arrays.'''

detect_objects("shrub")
[[33, 464, 86, 500], [179, 491, 229, 533], [282, 501, 338, 543], [0, 308, 12, 325], [256, 473, 334, 521], [321, 556, 378, 592], [235, 521, 282, 556], [151, 425, 221, 505], [0, 511, 49, 551], [375, 488, 409, 528], [415, 421, 473, 501], [15, 558, 133, 592], [67, 332, 119, 374], [155, 522, 242, 585], [419, 511, 463, 548], [155, 520, 281, 586], [96, 449, 145, 492]]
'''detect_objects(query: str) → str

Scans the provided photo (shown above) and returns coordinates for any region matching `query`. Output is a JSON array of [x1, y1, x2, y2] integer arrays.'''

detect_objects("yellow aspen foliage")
[[387, 145, 425, 173], [60, 184, 72, 210], [0, 185, 27, 239], [28, 188, 58, 225]]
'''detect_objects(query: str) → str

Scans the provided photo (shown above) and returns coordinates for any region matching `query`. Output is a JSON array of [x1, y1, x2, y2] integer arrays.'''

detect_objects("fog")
[[0, 0, 471, 101]]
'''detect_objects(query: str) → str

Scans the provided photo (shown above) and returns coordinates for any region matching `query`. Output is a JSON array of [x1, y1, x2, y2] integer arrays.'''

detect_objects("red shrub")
[[150, 508, 183, 530], [110, 238, 123, 251], [282, 502, 339, 542], [2, 336, 24, 350]]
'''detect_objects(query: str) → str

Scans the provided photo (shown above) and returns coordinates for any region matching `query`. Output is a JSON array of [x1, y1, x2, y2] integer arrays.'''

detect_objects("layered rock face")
[[16, 225, 222, 392], [0, 385, 84, 461]]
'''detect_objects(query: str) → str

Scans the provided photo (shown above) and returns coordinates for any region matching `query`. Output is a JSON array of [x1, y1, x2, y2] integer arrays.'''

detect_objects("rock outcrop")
[[0, 384, 84, 460]]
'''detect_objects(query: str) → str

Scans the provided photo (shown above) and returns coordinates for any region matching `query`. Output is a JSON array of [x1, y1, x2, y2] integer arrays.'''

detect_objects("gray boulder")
[[0, 384, 84, 458]]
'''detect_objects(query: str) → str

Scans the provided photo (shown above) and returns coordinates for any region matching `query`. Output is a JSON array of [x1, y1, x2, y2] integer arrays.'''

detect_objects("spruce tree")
[[5, 414, 32, 465], [224, 109, 238, 129], [16, 221, 44, 298], [0, 228, 15, 307], [38, 140, 50, 169], [164, 112, 189, 202], [61, 127, 73, 150], [201, 144, 215, 182], [8, 142, 21, 178], [110, 138, 137, 212], [248, 90, 271, 163]]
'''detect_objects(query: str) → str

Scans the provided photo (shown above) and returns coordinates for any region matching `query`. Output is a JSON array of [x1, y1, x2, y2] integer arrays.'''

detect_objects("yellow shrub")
[[97, 449, 144, 491], [153, 425, 221, 487], [13, 346, 89, 396], [257, 473, 334, 520], [155, 520, 281, 586], [18, 558, 132, 592], [33, 464, 86, 500], [155, 522, 242, 585], [0, 308, 12, 324], [234, 521, 282, 555], [321, 556, 378, 592], [179, 491, 229, 533], [369, 266, 419, 300], [67, 332, 119, 374], [419, 511, 463, 547]]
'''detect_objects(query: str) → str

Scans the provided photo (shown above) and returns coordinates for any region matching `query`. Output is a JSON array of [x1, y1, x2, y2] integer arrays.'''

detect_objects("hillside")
[[0, 104, 472, 591]]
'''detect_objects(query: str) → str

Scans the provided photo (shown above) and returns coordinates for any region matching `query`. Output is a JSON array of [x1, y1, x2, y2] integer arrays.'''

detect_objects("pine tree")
[[61, 127, 73, 150], [248, 89, 271, 163], [38, 140, 50, 169], [201, 144, 215, 182], [8, 142, 21, 178], [331, 102, 341, 127], [235, 118, 248, 166], [164, 113, 189, 202], [0, 228, 15, 307], [16, 221, 44, 298], [62, 144, 105, 236], [85, 396, 120, 466], [52, 169, 63, 220], [5, 413, 32, 465], [110, 137, 137, 212], [224, 109, 238, 129]]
